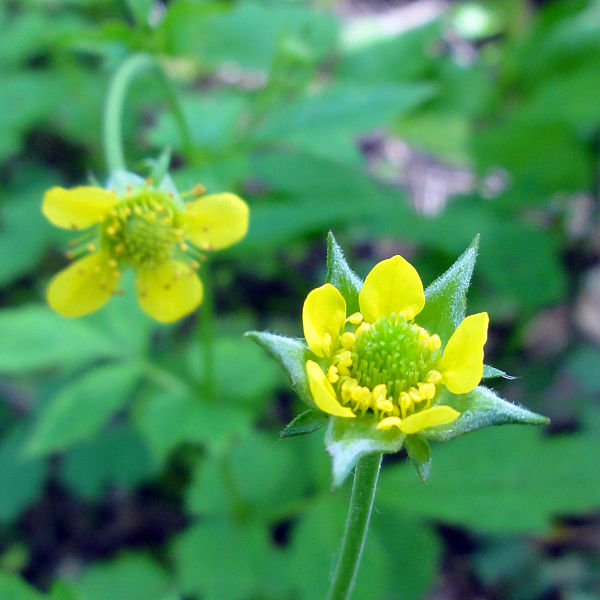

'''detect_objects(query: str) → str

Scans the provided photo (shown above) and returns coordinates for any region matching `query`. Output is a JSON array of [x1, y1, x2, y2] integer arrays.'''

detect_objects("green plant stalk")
[[199, 258, 217, 401], [102, 52, 192, 173], [326, 452, 383, 600]]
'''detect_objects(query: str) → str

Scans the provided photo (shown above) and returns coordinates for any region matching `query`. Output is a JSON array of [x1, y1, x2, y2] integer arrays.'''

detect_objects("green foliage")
[[27, 362, 143, 456], [378, 422, 600, 533], [0, 427, 45, 523], [2, 0, 600, 598]]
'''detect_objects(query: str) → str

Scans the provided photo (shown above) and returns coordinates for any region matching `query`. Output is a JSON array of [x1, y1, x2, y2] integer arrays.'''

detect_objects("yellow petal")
[[359, 256, 425, 323], [184, 193, 249, 251], [439, 312, 489, 394], [47, 252, 118, 317], [396, 406, 460, 434], [136, 260, 203, 323], [302, 283, 346, 357], [306, 360, 355, 418], [42, 187, 118, 230]]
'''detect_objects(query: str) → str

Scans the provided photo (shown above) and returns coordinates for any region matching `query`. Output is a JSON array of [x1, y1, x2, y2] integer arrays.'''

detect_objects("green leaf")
[[0, 572, 43, 600], [0, 306, 123, 374], [324, 416, 404, 488], [404, 435, 431, 482], [565, 346, 600, 393], [27, 362, 143, 456], [133, 391, 251, 462], [290, 493, 390, 599], [255, 83, 433, 140], [191, 337, 281, 404], [245, 331, 313, 407], [172, 518, 271, 600], [377, 423, 600, 533], [372, 512, 442, 600], [281, 409, 328, 438], [49, 581, 81, 600], [60, 424, 156, 498], [187, 432, 304, 517], [421, 386, 549, 442], [125, 0, 153, 24], [326, 231, 362, 314], [0, 427, 45, 523], [73, 554, 170, 600], [418, 235, 479, 344], [483, 365, 514, 380]]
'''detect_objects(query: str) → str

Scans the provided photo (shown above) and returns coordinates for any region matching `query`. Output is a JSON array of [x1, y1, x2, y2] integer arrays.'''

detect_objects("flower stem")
[[199, 258, 217, 401], [102, 52, 193, 173], [326, 452, 383, 600]]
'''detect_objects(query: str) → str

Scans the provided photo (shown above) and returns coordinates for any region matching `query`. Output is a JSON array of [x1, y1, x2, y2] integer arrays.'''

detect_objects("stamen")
[[346, 312, 363, 326], [341, 332, 355, 349]]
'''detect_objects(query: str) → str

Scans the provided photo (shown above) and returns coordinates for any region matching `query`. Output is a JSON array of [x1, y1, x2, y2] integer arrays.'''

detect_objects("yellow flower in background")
[[303, 255, 489, 434], [43, 174, 248, 323]]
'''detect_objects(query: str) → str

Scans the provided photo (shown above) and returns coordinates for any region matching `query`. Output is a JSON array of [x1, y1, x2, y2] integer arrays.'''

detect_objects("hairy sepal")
[[245, 331, 314, 407], [280, 409, 328, 438], [418, 235, 479, 345], [482, 364, 515, 380], [421, 386, 549, 442], [325, 416, 404, 488], [326, 231, 362, 315], [405, 435, 431, 482]]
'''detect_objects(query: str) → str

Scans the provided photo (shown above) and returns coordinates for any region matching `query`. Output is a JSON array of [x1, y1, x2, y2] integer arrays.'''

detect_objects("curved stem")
[[326, 453, 383, 600], [102, 52, 193, 173]]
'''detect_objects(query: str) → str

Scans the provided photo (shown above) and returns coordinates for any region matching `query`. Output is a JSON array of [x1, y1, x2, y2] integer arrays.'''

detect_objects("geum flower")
[[43, 173, 248, 323], [303, 255, 488, 434]]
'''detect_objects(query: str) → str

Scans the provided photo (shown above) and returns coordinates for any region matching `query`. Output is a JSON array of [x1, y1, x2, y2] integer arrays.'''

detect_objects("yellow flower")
[[302, 255, 489, 434], [42, 176, 248, 323]]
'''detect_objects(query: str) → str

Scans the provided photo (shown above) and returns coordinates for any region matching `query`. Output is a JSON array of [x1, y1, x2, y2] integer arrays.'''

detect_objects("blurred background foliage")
[[1, 0, 600, 598]]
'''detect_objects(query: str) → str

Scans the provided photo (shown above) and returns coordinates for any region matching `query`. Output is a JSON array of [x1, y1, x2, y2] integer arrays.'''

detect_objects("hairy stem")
[[326, 452, 383, 600], [103, 52, 192, 172]]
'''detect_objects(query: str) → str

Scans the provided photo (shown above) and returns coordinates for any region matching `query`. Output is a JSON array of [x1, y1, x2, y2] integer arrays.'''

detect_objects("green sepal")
[[420, 386, 549, 442], [280, 409, 328, 438], [404, 435, 431, 482], [147, 146, 172, 184], [326, 231, 362, 314], [418, 235, 479, 344], [106, 169, 145, 195], [245, 331, 314, 407], [482, 364, 514, 379], [324, 416, 404, 488]]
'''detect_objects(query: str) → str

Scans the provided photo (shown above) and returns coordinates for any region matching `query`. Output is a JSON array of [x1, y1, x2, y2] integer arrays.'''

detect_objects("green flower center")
[[350, 314, 440, 399], [101, 191, 182, 269]]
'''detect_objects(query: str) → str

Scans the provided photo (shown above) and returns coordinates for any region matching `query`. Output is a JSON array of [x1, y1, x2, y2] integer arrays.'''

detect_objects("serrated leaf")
[[377, 421, 600, 533], [0, 572, 43, 600], [326, 231, 362, 314], [404, 435, 431, 482], [482, 364, 514, 379], [324, 416, 404, 488], [133, 390, 251, 462], [281, 409, 328, 438], [172, 518, 271, 600], [245, 331, 313, 406], [0, 426, 45, 523], [290, 493, 390, 599], [421, 386, 549, 442], [27, 362, 143, 456], [0, 305, 123, 374], [60, 424, 156, 498], [49, 581, 81, 600], [74, 554, 170, 600], [418, 235, 479, 344]]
